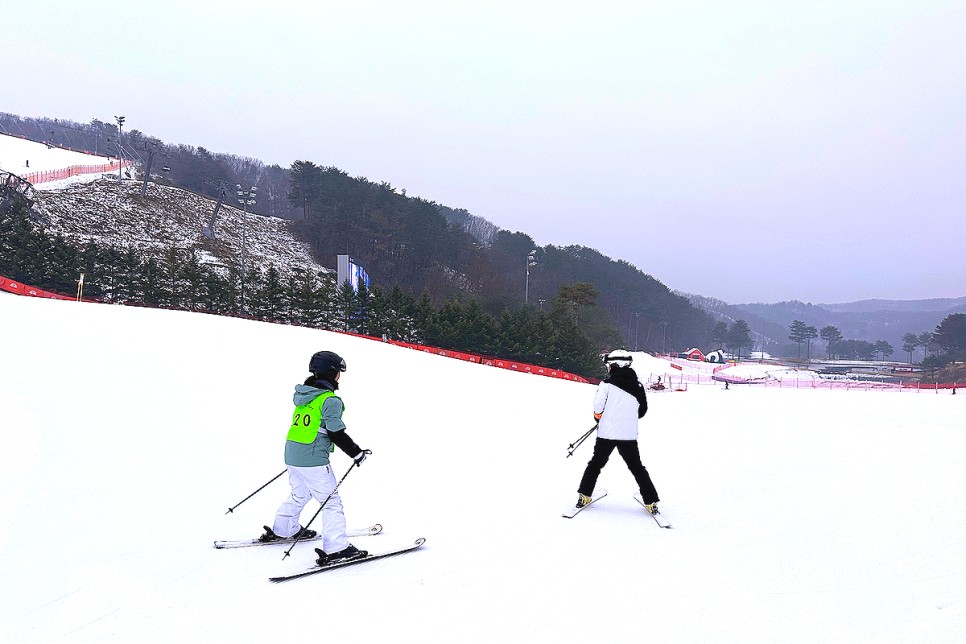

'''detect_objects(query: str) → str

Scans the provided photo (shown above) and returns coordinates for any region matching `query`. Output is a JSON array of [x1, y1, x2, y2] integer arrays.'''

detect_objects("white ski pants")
[[272, 464, 349, 553]]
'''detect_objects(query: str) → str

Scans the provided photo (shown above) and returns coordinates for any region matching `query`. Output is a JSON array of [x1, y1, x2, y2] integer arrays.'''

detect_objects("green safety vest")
[[286, 391, 342, 444]]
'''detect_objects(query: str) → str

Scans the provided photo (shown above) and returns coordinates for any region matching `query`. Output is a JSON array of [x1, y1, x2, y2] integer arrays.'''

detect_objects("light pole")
[[662, 321, 668, 355], [635, 313, 642, 351], [237, 184, 257, 313], [525, 249, 537, 305], [114, 115, 125, 183]]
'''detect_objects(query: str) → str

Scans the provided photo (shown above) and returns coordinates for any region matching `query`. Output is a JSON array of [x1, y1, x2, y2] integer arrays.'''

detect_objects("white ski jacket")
[[593, 381, 641, 440]]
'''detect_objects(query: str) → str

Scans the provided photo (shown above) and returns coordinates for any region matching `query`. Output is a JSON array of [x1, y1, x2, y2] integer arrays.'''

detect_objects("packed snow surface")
[[0, 132, 114, 185], [1, 294, 964, 643]]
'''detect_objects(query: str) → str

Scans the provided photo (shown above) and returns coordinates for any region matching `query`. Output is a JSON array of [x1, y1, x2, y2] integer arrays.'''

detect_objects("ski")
[[633, 493, 673, 529], [214, 523, 383, 549], [562, 489, 608, 518], [269, 538, 426, 583]]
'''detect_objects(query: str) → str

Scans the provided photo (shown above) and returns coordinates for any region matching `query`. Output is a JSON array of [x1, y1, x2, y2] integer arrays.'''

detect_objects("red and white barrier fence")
[[1, 276, 592, 384], [24, 159, 133, 185], [1, 276, 74, 300], [6, 275, 954, 391]]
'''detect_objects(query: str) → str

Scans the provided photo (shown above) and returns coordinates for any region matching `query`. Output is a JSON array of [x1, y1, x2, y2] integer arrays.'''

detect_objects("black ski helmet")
[[309, 351, 347, 378]]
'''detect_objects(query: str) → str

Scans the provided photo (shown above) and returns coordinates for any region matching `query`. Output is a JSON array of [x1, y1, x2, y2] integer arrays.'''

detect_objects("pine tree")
[[256, 264, 284, 319], [710, 321, 729, 350], [820, 325, 843, 359], [117, 247, 145, 302], [333, 280, 358, 331], [918, 331, 934, 361], [727, 320, 753, 360], [241, 265, 264, 317], [203, 266, 234, 313], [934, 314, 966, 361], [901, 332, 920, 363], [427, 299, 463, 349], [873, 340, 894, 361], [180, 250, 208, 311], [45, 234, 81, 295], [2, 208, 50, 284], [354, 280, 372, 335], [412, 290, 435, 342], [459, 298, 496, 354], [286, 271, 323, 326], [288, 160, 324, 219], [788, 320, 810, 358], [551, 312, 599, 375], [159, 247, 185, 309]]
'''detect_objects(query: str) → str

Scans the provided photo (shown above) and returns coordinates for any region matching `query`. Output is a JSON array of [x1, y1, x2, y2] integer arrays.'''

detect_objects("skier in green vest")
[[258, 350, 370, 564]]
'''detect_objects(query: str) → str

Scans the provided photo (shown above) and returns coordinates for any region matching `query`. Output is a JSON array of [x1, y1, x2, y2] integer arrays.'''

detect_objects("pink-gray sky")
[[4, 0, 964, 303]]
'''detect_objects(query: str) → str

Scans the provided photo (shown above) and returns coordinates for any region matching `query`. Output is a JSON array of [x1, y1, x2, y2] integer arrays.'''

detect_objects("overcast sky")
[[4, 1, 965, 304]]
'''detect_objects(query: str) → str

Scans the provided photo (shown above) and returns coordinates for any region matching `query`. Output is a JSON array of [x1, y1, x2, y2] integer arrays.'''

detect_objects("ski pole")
[[226, 469, 287, 514], [282, 450, 372, 560], [566, 425, 597, 458]]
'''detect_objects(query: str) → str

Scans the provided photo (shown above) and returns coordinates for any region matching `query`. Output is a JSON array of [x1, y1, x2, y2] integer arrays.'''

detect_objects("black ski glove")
[[353, 449, 372, 467]]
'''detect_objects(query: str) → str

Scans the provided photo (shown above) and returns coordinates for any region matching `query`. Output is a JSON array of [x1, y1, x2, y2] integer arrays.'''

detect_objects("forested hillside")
[[1, 111, 712, 361], [287, 161, 710, 350]]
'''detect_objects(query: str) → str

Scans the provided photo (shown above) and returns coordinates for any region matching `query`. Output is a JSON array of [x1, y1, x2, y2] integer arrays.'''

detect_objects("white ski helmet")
[[602, 349, 633, 368]]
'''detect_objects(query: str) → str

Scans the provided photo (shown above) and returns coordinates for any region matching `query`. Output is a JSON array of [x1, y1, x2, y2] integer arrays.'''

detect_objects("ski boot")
[[258, 525, 317, 543], [316, 544, 368, 566], [291, 525, 317, 540]]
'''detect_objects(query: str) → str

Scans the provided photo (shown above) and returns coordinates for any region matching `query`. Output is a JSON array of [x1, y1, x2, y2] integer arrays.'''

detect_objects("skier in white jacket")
[[576, 349, 661, 513]]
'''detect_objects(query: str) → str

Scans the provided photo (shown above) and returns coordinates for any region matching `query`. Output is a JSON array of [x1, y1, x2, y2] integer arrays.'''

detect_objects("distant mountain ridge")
[[682, 292, 966, 358], [816, 296, 966, 314], [719, 297, 966, 357]]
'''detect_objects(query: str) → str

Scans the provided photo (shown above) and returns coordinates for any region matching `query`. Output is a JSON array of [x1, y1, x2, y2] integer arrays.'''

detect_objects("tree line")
[[1, 199, 607, 376], [787, 320, 895, 361], [787, 318, 966, 365]]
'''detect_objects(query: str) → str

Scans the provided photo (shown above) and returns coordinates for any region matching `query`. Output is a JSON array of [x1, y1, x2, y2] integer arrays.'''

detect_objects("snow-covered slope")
[[1, 294, 964, 643], [0, 132, 108, 177]]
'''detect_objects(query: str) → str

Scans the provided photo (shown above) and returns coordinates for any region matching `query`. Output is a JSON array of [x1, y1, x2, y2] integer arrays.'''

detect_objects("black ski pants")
[[578, 438, 660, 504]]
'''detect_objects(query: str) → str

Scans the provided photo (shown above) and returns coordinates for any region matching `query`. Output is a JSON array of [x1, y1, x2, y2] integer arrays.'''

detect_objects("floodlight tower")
[[525, 249, 537, 305], [114, 116, 125, 183], [237, 184, 257, 313]]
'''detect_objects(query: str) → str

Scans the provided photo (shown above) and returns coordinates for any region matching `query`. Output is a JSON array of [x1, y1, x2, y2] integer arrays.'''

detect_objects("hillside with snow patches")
[[1, 133, 325, 281], [31, 177, 325, 280], [1, 292, 964, 643]]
